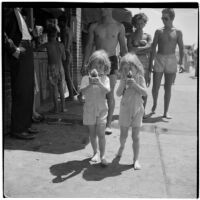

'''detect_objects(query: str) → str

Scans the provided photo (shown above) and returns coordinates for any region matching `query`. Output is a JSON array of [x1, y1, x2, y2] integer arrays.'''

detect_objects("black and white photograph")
[[2, 1, 198, 198]]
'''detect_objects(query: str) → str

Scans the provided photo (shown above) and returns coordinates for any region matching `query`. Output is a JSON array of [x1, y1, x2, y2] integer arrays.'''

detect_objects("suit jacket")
[[4, 8, 24, 55]]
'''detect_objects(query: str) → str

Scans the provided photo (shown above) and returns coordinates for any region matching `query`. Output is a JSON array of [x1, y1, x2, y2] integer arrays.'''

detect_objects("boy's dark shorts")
[[109, 55, 118, 75]]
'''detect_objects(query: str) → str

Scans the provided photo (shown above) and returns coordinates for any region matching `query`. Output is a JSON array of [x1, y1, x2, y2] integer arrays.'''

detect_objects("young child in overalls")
[[80, 50, 111, 166], [116, 53, 147, 170]]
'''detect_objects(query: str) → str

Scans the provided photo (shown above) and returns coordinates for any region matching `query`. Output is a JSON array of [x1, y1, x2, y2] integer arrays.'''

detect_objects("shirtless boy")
[[149, 8, 184, 118], [81, 8, 127, 134]]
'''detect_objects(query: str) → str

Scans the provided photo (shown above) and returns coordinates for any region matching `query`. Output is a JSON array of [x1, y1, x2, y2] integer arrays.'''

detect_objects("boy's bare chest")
[[159, 30, 178, 43], [94, 24, 119, 40]]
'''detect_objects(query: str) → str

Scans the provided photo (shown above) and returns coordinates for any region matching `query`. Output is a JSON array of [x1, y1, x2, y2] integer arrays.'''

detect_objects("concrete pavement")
[[4, 69, 198, 198]]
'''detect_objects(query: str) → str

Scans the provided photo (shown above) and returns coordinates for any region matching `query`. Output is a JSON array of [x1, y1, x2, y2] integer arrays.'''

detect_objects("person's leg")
[[88, 124, 98, 162], [172, 73, 176, 85], [117, 126, 129, 157], [105, 74, 117, 134], [151, 72, 163, 113], [63, 52, 74, 100], [163, 73, 174, 118], [96, 123, 107, 164], [132, 127, 141, 169], [32, 92, 40, 118], [51, 84, 59, 113], [142, 70, 148, 118], [11, 43, 34, 133], [58, 80, 65, 112]]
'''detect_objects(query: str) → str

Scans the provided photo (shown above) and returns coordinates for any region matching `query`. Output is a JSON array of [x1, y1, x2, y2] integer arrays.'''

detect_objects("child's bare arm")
[[79, 76, 92, 95], [116, 79, 126, 97]]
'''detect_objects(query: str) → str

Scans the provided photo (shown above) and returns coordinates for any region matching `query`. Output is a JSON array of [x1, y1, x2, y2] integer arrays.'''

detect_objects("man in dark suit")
[[4, 7, 38, 139]]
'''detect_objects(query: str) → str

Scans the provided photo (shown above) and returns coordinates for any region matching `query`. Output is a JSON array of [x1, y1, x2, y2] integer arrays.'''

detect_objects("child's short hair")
[[162, 8, 175, 20], [119, 53, 144, 76], [47, 24, 58, 38], [87, 50, 111, 75]]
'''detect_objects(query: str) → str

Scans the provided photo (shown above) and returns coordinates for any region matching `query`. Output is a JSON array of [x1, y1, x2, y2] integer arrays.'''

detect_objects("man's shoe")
[[28, 127, 39, 134], [32, 117, 40, 123], [32, 114, 45, 123], [65, 97, 74, 102], [12, 132, 35, 140]]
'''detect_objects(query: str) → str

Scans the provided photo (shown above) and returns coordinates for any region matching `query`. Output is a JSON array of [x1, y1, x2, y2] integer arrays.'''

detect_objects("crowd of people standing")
[[5, 7, 187, 169]]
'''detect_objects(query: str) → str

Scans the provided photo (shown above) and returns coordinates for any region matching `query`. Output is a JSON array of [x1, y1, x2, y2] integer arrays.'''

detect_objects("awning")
[[82, 8, 132, 24], [40, 8, 65, 18]]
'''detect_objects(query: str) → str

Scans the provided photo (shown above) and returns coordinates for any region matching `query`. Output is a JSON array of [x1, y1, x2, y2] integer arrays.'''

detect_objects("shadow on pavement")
[[50, 157, 133, 183], [83, 156, 133, 181], [143, 116, 169, 124], [4, 123, 90, 154], [189, 76, 198, 79], [50, 158, 91, 183]]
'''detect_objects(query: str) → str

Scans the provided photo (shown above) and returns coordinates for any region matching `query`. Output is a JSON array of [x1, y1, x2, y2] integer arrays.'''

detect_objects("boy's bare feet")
[[162, 114, 172, 119], [134, 160, 141, 170], [91, 153, 99, 162], [151, 104, 156, 114]]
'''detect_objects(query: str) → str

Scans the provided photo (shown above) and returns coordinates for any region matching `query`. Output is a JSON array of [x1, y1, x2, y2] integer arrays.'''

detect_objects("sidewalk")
[[4, 69, 197, 198]]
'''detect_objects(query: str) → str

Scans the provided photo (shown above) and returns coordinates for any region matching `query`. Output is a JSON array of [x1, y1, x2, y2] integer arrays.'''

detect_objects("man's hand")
[[12, 50, 20, 59], [12, 47, 26, 59], [19, 46, 26, 52]]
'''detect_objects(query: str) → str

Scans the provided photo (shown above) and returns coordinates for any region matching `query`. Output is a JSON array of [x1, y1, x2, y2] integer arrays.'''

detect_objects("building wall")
[[3, 68, 12, 134], [71, 8, 82, 90]]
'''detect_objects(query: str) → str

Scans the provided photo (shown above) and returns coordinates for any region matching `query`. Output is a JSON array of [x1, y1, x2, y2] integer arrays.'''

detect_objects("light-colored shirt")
[[14, 8, 32, 40]]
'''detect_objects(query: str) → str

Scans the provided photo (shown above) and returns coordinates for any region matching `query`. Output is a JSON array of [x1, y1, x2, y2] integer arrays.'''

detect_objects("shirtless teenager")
[[149, 8, 184, 118], [81, 8, 127, 135]]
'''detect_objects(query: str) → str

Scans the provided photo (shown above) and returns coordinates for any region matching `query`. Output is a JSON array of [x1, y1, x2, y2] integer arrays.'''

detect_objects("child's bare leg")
[[33, 93, 39, 117], [96, 123, 108, 165], [132, 127, 141, 170], [58, 81, 65, 112], [51, 84, 59, 113], [88, 125, 98, 162], [117, 126, 129, 157]]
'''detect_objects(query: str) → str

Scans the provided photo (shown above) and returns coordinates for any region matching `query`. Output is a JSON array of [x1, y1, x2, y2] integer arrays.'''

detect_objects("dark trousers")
[[10, 41, 34, 133]]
